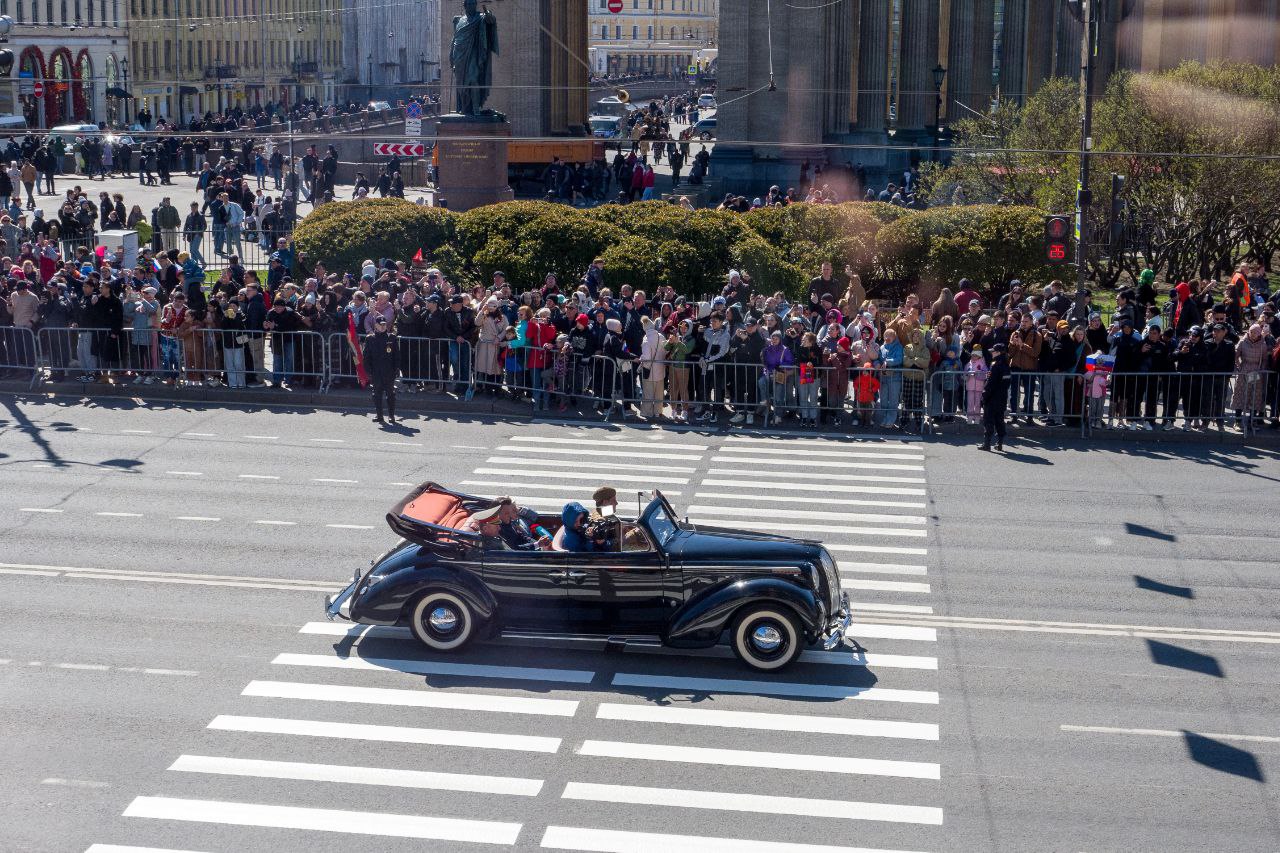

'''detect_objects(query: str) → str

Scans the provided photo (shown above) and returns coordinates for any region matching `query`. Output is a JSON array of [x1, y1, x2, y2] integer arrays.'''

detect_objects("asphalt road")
[[1, 396, 1278, 852]]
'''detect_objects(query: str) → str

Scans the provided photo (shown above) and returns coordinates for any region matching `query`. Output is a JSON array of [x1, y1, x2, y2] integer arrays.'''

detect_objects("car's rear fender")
[[353, 564, 498, 631], [663, 577, 822, 649]]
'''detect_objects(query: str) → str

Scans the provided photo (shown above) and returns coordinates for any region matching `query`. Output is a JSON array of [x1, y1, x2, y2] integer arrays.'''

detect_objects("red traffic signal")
[[1044, 214, 1072, 265]]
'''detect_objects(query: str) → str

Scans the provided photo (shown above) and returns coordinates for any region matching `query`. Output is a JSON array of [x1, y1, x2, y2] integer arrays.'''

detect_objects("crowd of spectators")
[[3, 236, 1277, 433]]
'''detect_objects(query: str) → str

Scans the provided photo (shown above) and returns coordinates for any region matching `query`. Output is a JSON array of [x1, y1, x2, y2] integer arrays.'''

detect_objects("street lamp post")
[[121, 57, 129, 128], [931, 63, 946, 162], [367, 52, 373, 104]]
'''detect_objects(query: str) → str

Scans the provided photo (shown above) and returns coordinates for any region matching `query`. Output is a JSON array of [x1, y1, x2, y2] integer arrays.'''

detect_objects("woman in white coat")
[[639, 315, 667, 420]]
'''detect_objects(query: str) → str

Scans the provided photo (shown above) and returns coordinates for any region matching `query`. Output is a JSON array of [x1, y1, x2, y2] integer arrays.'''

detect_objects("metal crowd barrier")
[[928, 368, 1258, 436], [8, 327, 1276, 438], [0, 326, 40, 389]]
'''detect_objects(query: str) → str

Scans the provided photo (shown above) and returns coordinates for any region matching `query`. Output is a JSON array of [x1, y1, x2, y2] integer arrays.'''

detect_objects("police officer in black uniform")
[[980, 343, 1013, 452], [363, 315, 399, 424]]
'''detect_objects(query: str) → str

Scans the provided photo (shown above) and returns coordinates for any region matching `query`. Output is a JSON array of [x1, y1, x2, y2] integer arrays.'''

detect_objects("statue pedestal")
[[434, 114, 515, 211]]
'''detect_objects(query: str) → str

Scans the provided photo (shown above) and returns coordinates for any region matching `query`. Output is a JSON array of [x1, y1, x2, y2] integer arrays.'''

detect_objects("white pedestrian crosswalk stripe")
[[578, 740, 941, 779], [169, 754, 545, 796], [122, 797, 524, 843], [595, 702, 940, 740], [207, 715, 563, 752], [540, 825, 929, 853], [242, 679, 579, 716], [271, 651, 597, 683], [560, 782, 944, 825], [611, 672, 939, 704], [95, 430, 945, 852]]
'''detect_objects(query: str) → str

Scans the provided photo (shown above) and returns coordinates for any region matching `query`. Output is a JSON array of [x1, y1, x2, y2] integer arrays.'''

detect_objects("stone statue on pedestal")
[[449, 0, 499, 117]]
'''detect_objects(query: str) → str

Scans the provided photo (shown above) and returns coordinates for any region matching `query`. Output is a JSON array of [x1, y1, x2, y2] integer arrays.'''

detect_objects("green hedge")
[[294, 198, 1055, 302]]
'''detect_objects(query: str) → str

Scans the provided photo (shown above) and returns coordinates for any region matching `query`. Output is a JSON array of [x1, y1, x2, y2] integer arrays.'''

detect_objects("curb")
[[3, 380, 1276, 446]]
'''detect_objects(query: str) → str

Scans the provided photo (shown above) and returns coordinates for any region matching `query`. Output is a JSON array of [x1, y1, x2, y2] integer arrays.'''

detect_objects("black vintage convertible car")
[[325, 483, 851, 671]]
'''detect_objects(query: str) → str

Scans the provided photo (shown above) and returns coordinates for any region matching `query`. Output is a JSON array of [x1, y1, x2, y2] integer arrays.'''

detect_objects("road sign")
[[405, 117, 422, 136], [405, 101, 422, 119], [687, 65, 697, 76], [374, 142, 425, 157], [32, 80, 43, 98], [607, 0, 623, 12]]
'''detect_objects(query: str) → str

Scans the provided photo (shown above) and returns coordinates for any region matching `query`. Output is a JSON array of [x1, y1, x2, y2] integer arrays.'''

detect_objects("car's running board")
[[497, 630, 663, 650]]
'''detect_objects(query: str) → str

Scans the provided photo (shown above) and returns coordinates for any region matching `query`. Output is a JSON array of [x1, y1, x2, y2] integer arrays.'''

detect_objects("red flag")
[[347, 312, 370, 388], [412, 248, 424, 264]]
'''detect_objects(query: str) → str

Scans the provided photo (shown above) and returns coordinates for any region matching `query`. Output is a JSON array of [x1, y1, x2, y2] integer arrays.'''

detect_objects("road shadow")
[[1134, 574, 1194, 598], [1125, 522, 1177, 543], [1184, 732, 1265, 782], [994, 450, 1053, 464], [1146, 639, 1222, 677]]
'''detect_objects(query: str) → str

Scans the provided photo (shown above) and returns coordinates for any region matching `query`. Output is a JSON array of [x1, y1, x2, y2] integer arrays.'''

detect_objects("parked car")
[[680, 117, 717, 141], [698, 93, 717, 109], [326, 484, 851, 672]]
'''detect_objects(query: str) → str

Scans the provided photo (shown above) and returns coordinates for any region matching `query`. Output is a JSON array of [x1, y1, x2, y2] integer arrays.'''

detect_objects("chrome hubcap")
[[428, 606, 459, 632], [751, 624, 783, 652]]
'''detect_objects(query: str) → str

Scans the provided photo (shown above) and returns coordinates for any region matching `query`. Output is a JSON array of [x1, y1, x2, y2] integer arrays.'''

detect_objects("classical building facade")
[[128, 0, 342, 123], [714, 0, 1280, 193], [586, 0, 718, 77], [437, 0, 588, 137], [2, 0, 128, 128], [342, 0, 440, 102]]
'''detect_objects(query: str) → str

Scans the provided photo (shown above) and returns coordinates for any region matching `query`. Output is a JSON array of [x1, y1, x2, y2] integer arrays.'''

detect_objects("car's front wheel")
[[730, 605, 803, 671], [699, 131, 713, 141], [409, 591, 476, 652]]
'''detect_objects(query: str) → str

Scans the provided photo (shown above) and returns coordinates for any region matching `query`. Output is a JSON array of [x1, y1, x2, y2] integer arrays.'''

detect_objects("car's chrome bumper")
[[821, 592, 852, 650], [324, 568, 363, 622]]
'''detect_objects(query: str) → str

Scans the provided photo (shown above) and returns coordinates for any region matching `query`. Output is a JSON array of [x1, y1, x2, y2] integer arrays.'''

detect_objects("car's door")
[[563, 537, 676, 632], [481, 549, 571, 630]]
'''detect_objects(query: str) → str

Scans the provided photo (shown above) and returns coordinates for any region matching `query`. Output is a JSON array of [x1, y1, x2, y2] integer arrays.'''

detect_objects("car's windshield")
[[646, 499, 679, 547], [589, 117, 617, 133]]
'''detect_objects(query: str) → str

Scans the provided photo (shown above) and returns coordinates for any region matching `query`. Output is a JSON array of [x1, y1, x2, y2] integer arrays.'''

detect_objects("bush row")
[[292, 198, 1060, 302]]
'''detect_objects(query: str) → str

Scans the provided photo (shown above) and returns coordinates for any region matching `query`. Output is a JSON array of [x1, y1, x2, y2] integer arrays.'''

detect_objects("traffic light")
[[1044, 214, 1072, 264]]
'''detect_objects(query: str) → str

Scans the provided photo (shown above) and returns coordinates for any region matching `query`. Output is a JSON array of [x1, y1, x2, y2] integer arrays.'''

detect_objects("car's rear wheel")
[[409, 591, 475, 652], [730, 605, 803, 671], [699, 131, 713, 141]]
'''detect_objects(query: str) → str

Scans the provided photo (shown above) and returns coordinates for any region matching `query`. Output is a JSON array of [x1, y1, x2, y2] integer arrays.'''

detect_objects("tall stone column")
[[998, 0, 1028, 103], [898, 0, 940, 130], [945, 0, 976, 120], [856, 0, 891, 131]]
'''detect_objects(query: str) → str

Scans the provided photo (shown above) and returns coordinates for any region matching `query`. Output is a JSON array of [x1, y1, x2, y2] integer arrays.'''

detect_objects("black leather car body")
[[325, 483, 851, 671]]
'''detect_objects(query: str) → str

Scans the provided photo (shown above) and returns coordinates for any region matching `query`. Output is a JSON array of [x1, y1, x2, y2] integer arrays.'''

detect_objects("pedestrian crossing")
[[89, 428, 941, 853]]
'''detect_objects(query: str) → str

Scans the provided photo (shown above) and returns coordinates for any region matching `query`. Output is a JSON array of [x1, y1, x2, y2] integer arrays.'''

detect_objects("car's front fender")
[[664, 576, 822, 649], [353, 564, 498, 631]]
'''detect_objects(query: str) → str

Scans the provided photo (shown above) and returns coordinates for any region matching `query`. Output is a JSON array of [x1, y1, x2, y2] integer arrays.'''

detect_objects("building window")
[[631, 25, 637, 38], [615, 24, 620, 38], [600, 24, 607, 38], [647, 24, 652, 38]]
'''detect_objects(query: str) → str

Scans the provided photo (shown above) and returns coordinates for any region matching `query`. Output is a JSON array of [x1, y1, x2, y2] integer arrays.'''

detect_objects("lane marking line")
[[254, 520, 297, 526], [1061, 725, 1280, 744], [165, 471, 203, 476], [172, 516, 220, 522], [238, 474, 280, 480], [181, 432, 216, 437], [96, 512, 143, 518], [308, 438, 345, 443], [314, 478, 359, 484], [19, 507, 63, 513], [325, 523, 374, 530], [693, 491, 927, 509], [41, 777, 110, 788]]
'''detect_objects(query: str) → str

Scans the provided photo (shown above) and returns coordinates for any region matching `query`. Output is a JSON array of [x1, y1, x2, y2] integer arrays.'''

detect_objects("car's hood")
[[666, 525, 822, 564]]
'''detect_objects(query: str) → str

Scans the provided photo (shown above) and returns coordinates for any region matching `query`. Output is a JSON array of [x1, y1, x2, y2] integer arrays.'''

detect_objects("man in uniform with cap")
[[362, 314, 399, 424], [588, 485, 622, 551], [980, 342, 1012, 451], [460, 504, 504, 545]]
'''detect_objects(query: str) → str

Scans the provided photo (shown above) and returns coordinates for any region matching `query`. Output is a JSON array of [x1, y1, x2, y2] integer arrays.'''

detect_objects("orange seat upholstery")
[[401, 490, 474, 531]]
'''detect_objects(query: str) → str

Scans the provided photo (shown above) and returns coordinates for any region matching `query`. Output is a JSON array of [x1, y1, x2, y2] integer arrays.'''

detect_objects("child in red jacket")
[[852, 361, 880, 426]]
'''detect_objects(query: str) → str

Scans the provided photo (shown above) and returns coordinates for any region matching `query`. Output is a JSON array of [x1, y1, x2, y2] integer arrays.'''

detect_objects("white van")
[[0, 114, 29, 132]]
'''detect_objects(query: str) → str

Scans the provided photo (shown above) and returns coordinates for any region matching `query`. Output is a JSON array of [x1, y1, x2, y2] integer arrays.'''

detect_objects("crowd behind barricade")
[[2, 239, 1278, 436]]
